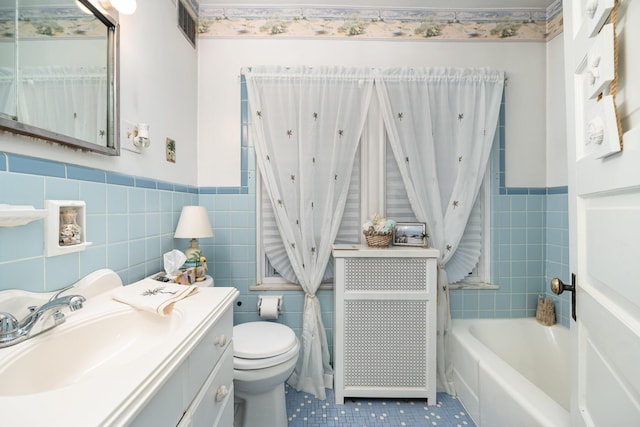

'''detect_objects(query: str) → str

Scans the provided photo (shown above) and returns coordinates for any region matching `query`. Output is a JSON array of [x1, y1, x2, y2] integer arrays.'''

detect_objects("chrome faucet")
[[0, 285, 86, 348]]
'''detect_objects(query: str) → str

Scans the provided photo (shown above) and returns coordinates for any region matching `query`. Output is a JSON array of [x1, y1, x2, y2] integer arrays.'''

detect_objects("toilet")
[[233, 321, 300, 427]]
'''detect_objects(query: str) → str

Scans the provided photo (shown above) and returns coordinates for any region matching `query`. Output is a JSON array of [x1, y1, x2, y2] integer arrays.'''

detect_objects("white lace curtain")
[[245, 66, 374, 399], [246, 66, 503, 398], [15, 66, 107, 145], [0, 67, 16, 118], [375, 67, 505, 394]]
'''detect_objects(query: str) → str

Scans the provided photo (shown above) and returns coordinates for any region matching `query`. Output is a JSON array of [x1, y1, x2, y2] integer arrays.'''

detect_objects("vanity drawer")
[[179, 345, 234, 427], [186, 307, 233, 405]]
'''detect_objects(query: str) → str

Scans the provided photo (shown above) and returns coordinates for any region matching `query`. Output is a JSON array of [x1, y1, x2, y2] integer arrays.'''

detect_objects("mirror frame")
[[0, 0, 120, 156]]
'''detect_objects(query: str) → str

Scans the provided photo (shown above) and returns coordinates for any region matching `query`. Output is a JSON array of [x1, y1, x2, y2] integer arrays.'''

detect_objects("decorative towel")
[[112, 279, 199, 316]]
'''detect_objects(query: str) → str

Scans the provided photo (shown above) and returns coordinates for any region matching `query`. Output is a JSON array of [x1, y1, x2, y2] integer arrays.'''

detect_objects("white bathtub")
[[451, 318, 570, 427]]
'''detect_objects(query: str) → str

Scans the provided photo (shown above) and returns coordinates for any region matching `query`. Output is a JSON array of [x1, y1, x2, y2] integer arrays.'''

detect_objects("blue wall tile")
[[129, 187, 147, 213], [135, 177, 157, 189], [80, 181, 107, 214], [7, 154, 65, 177], [0, 258, 44, 292], [46, 177, 80, 200], [46, 253, 80, 290], [0, 153, 196, 293], [106, 172, 135, 186], [107, 185, 128, 214], [79, 246, 107, 278], [146, 189, 160, 212], [0, 221, 44, 262], [68, 165, 106, 183], [86, 214, 107, 246], [158, 181, 174, 191], [146, 212, 161, 236], [129, 239, 147, 266], [107, 215, 128, 243], [0, 172, 45, 207], [128, 214, 146, 240], [107, 242, 129, 271]]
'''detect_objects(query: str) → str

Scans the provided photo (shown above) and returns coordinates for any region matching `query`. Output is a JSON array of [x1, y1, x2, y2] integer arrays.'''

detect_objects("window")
[[253, 86, 494, 289]]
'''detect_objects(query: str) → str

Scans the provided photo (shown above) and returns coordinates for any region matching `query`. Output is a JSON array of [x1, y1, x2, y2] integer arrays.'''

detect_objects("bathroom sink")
[[0, 269, 239, 427], [0, 307, 180, 396]]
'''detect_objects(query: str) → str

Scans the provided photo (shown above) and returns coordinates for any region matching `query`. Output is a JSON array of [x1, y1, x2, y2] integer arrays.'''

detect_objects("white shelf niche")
[[0, 204, 48, 227], [45, 200, 92, 257]]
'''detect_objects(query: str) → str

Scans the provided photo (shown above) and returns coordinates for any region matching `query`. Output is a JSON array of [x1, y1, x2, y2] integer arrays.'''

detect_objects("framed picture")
[[393, 222, 428, 247]]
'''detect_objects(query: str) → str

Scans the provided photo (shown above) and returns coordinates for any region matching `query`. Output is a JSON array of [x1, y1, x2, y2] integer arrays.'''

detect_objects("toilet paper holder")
[[257, 295, 283, 314]]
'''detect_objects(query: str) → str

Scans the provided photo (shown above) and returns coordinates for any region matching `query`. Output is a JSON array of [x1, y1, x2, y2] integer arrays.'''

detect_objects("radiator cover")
[[333, 247, 438, 405]]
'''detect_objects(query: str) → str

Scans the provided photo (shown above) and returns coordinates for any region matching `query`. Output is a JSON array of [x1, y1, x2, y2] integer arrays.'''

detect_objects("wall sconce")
[[99, 0, 137, 15], [130, 123, 150, 149]]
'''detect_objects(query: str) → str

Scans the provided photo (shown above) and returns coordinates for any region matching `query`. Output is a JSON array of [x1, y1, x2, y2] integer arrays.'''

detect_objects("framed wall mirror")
[[0, 0, 119, 155]]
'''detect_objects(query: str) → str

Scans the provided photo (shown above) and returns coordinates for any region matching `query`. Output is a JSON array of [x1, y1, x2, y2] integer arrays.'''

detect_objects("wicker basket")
[[364, 232, 392, 248]]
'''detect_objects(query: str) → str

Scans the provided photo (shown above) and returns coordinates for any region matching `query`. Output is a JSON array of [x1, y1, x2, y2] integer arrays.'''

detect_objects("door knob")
[[550, 277, 573, 295], [550, 273, 577, 322]]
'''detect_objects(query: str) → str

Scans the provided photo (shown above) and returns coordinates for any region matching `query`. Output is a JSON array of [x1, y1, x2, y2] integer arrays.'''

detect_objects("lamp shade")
[[174, 206, 214, 239]]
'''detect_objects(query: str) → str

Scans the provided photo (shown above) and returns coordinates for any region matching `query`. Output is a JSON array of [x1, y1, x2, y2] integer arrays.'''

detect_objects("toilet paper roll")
[[259, 296, 280, 320]]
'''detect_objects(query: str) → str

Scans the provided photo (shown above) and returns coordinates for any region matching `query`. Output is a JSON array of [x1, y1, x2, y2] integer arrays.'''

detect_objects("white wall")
[[0, 0, 199, 186], [198, 38, 548, 188], [546, 34, 568, 187]]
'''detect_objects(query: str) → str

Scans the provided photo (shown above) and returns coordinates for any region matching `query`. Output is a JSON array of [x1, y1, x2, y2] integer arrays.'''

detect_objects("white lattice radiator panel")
[[344, 300, 429, 388], [344, 258, 430, 292], [333, 246, 438, 405]]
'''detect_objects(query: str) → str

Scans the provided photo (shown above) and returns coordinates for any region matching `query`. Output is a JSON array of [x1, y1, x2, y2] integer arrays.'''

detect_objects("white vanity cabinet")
[[131, 302, 235, 427], [0, 270, 239, 427], [333, 246, 439, 405]]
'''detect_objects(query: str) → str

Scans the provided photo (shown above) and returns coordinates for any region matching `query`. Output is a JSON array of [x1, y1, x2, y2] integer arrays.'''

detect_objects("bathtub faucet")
[[0, 285, 86, 348]]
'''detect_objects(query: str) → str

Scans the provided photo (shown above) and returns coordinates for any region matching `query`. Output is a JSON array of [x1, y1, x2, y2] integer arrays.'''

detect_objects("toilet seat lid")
[[233, 321, 298, 359]]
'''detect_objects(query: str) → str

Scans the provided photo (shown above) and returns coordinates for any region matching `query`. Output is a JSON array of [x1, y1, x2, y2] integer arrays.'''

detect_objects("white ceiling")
[[197, 0, 557, 9]]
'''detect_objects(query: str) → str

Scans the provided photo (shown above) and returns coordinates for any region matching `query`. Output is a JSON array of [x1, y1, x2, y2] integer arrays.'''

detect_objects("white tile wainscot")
[[332, 245, 439, 406]]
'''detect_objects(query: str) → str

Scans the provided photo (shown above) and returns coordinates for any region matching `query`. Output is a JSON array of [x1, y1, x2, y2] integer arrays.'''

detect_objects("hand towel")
[[112, 279, 199, 316]]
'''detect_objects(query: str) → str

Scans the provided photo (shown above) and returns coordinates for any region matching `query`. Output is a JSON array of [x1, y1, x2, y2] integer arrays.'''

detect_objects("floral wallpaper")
[[198, 0, 563, 41]]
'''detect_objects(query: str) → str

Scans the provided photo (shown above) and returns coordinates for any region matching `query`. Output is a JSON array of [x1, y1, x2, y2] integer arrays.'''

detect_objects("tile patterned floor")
[[285, 385, 477, 427]]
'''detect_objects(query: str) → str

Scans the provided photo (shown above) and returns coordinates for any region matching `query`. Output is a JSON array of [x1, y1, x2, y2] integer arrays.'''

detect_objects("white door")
[[563, 1, 640, 426]]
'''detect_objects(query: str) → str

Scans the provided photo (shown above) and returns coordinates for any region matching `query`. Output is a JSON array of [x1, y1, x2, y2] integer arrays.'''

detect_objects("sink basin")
[[0, 269, 239, 427], [0, 308, 180, 396]]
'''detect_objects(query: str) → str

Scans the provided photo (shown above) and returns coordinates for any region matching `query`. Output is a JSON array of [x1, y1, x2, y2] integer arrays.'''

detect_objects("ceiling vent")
[[178, 0, 197, 48]]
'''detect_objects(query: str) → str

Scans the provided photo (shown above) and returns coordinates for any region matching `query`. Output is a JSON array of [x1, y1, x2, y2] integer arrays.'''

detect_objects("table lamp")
[[174, 206, 214, 264]]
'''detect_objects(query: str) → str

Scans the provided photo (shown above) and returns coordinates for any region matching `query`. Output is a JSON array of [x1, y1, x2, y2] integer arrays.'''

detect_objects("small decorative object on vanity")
[[196, 256, 208, 281], [362, 214, 396, 248], [59, 207, 81, 246]]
